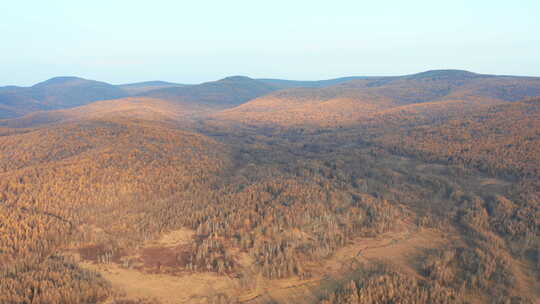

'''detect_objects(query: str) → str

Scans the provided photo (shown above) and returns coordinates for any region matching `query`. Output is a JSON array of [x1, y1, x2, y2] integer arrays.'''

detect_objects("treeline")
[[318, 263, 460, 304]]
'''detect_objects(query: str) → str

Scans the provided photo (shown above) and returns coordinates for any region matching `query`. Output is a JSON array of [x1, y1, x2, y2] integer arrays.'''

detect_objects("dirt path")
[[80, 225, 449, 304], [240, 224, 450, 303]]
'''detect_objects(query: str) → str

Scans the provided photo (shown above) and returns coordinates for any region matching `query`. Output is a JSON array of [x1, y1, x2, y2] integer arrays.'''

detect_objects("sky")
[[1, 0, 539, 86]]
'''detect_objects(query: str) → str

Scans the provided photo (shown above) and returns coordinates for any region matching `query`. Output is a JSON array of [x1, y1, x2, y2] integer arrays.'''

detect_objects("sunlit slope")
[[142, 76, 280, 106], [0, 116, 235, 303], [371, 97, 540, 179], [0, 97, 215, 128], [214, 70, 540, 127], [1, 70, 539, 304], [0, 118, 229, 174], [1, 105, 538, 303], [0, 117, 406, 302]]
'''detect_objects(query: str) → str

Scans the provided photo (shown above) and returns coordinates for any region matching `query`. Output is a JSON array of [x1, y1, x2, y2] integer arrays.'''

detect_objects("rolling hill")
[[1, 70, 540, 303], [370, 97, 540, 179], [0, 90, 46, 119], [214, 70, 540, 127], [0, 77, 128, 119], [140, 75, 388, 106], [7, 70, 539, 122], [0, 97, 213, 128], [0, 75, 386, 120], [141, 76, 281, 107], [2, 98, 539, 303]]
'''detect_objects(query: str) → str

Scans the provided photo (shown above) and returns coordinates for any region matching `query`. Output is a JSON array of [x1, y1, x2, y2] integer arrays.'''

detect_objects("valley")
[[0, 70, 539, 304]]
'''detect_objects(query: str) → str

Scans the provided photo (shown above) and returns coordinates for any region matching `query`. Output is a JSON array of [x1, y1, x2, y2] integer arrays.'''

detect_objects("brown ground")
[[82, 262, 238, 304], [240, 221, 450, 304], [78, 220, 450, 303], [80, 220, 540, 304]]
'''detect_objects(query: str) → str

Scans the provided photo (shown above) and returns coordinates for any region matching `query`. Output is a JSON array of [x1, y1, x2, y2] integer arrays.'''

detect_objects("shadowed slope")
[[0, 77, 128, 118], [214, 70, 540, 127], [0, 91, 46, 119], [1, 92, 539, 303], [29, 77, 128, 107], [0, 97, 216, 128], [142, 76, 280, 106]]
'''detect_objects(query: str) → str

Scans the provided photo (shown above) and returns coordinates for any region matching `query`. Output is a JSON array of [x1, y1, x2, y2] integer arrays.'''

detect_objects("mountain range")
[[0, 74, 371, 119], [3, 69, 540, 128]]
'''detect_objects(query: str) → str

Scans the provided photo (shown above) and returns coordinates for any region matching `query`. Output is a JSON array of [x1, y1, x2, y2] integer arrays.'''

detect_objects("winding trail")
[[79, 224, 450, 304]]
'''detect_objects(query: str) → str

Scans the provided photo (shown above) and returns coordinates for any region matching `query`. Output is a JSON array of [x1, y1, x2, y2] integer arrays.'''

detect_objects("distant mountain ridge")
[[139, 75, 413, 107], [141, 76, 279, 107], [404, 69, 485, 80], [256, 76, 375, 89], [119, 80, 182, 87], [0, 76, 127, 119], [118, 81, 188, 95], [33, 76, 89, 87], [215, 70, 540, 126], [2, 70, 540, 120]]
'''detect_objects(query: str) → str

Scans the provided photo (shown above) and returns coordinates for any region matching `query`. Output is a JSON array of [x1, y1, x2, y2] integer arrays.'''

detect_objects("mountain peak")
[[407, 69, 483, 80], [219, 76, 254, 82], [33, 76, 88, 87]]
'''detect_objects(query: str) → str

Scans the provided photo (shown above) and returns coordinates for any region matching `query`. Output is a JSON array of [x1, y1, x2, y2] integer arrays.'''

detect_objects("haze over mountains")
[[0, 77, 128, 119], [217, 70, 540, 126], [117, 81, 188, 95], [0, 74, 364, 119], [3, 69, 540, 128]]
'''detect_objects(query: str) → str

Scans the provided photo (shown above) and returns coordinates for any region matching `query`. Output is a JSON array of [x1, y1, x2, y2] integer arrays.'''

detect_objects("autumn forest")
[[0, 70, 539, 304]]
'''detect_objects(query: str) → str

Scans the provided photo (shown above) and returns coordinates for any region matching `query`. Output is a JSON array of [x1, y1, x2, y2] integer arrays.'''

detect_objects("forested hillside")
[[1, 70, 539, 304], [0, 77, 127, 119], [215, 70, 540, 127]]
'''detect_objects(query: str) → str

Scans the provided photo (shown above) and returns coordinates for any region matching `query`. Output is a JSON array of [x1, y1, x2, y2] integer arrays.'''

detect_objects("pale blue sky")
[[1, 0, 539, 85]]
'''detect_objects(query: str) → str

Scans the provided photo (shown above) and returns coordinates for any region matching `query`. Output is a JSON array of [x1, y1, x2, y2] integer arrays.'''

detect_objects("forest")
[[0, 74, 539, 304]]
